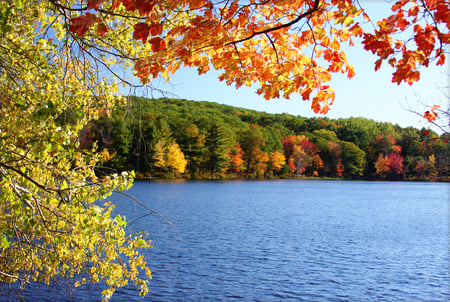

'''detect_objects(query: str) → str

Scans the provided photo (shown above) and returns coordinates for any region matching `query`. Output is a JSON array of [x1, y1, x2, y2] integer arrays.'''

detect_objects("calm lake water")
[[2, 180, 449, 301]]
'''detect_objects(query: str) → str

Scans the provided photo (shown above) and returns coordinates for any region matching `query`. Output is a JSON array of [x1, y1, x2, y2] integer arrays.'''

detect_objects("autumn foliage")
[[1, 0, 449, 301], [84, 98, 448, 182], [68, 0, 449, 116]]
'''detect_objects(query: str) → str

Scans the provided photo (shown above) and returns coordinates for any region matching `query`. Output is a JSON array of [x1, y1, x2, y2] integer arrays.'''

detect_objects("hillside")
[[80, 97, 449, 181]]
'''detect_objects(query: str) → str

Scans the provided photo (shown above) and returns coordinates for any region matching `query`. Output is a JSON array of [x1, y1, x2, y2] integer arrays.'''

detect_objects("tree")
[[340, 141, 366, 178], [206, 122, 233, 177], [328, 141, 343, 177], [0, 1, 151, 299], [68, 0, 447, 114], [153, 140, 167, 171], [375, 152, 405, 179], [336, 161, 344, 178], [1, 0, 448, 300], [269, 151, 287, 174], [282, 135, 321, 176], [228, 143, 244, 175], [375, 155, 391, 178], [252, 149, 270, 178], [178, 123, 207, 175], [388, 152, 406, 178], [166, 142, 188, 174], [239, 126, 266, 175]]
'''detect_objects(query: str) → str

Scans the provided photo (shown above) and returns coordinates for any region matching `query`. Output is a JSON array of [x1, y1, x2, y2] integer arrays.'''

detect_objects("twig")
[[112, 190, 181, 240], [0, 271, 30, 285]]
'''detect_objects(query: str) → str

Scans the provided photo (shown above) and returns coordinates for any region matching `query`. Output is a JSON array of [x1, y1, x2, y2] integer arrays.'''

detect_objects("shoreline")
[[133, 175, 449, 183]]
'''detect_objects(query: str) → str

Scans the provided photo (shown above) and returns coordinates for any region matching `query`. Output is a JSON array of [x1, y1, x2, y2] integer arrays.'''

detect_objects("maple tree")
[[336, 161, 344, 178], [282, 135, 321, 176], [252, 149, 270, 178], [66, 0, 448, 116], [228, 143, 244, 174], [328, 141, 343, 177], [1, 0, 448, 300], [239, 126, 266, 175], [375, 152, 406, 179]]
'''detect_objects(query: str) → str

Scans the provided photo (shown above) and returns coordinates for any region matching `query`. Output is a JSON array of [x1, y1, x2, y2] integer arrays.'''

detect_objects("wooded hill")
[[80, 97, 448, 181]]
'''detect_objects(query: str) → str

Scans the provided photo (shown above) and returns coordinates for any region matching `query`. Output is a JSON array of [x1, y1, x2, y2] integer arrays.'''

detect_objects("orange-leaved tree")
[[66, 0, 449, 115]]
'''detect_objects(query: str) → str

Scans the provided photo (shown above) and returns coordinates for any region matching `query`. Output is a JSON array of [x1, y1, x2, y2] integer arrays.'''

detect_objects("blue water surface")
[[2, 180, 449, 301]]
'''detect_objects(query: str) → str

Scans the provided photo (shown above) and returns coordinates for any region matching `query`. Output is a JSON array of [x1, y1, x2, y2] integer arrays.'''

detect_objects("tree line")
[[81, 97, 449, 182]]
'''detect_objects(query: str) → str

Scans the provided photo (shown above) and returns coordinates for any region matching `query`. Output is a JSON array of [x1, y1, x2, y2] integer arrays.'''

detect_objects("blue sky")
[[135, 2, 448, 133]]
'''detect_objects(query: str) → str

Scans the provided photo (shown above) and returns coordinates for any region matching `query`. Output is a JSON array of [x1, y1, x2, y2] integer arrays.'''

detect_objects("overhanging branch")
[[226, 0, 321, 46]]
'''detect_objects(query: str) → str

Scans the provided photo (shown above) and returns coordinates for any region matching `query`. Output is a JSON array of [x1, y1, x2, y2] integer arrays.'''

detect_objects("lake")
[[2, 180, 449, 301]]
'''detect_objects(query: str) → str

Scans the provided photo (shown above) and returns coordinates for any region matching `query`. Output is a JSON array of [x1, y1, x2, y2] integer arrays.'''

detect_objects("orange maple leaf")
[[423, 105, 440, 122], [436, 52, 446, 66], [423, 110, 437, 122]]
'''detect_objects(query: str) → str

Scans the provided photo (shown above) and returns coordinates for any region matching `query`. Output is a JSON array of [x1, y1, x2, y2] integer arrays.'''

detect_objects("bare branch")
[[113, 190, 181, 240]]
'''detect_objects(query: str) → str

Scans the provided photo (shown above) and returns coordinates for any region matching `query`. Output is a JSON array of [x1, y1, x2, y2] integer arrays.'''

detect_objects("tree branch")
[[113, 190, 180, 240], [226, 0, 320, 46], [0, 271, 30, 285]]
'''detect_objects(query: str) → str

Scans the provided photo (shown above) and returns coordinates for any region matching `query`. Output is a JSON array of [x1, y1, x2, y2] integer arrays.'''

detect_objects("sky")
[[132, 1, 449, 134]]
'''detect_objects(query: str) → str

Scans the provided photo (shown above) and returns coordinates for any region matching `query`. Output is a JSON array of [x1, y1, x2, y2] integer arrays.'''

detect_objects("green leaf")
[[0, 234, 10, 249]]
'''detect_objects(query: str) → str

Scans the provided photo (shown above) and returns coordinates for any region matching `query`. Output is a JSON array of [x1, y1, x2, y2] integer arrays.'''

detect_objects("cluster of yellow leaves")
[[270, 151, 287, 173], [152, 141, 187, 174], [0, 1, 152, 300], [166, 143, 188, 174]]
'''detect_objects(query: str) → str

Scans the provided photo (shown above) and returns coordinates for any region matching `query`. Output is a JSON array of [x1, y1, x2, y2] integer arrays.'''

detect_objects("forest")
[[81, 97, 449, 182]]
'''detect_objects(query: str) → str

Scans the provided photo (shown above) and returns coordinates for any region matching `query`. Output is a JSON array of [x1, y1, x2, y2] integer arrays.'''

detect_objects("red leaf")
[[111, 0, 122, 10], [119, 0, 138, 11], [133, 23, 150, 43], [149, 37, 166, 52], [301, 88, 312, 100], [149, 23, 163, 36], [436, 53, 445, 66], [375, 59, 382, 71], [120, 0, 155, 15], [87, 0, 103, 10], [423, 111, 436, 122], [97, 23, 108, 37], [136, 0, 155, 16], [69, 13, 98, 36]]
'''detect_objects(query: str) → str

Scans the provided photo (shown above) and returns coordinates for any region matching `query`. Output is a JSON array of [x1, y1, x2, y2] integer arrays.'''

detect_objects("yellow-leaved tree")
[[166, 143, 188, 174], [0, 0, 152, 300], [0, 0, 448, 300]]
